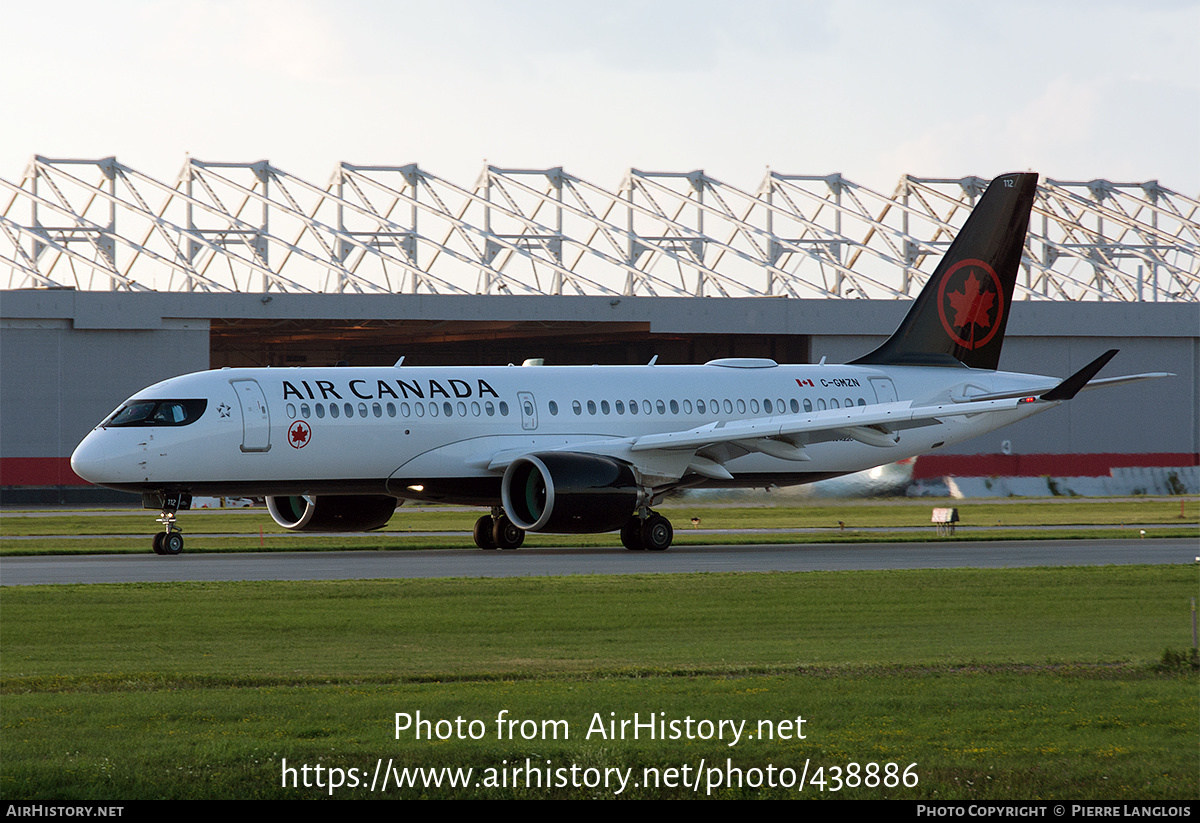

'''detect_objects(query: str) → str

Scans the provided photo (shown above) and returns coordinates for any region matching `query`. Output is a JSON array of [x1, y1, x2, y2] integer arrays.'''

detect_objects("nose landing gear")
[[152, 512, 184, 555], [144, 491, 191, 555]]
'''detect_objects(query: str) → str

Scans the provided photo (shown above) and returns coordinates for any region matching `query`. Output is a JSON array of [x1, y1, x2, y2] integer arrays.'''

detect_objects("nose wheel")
[[144, 491, 190, 555], [151, 508, 184, 555]]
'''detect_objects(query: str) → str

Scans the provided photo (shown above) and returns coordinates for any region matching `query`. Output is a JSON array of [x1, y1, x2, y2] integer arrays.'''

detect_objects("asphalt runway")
[[1, 537, 1196, 585]]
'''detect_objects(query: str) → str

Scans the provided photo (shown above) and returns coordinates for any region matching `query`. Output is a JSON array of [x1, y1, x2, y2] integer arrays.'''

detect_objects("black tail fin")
[[851, 172, 1037, 370]]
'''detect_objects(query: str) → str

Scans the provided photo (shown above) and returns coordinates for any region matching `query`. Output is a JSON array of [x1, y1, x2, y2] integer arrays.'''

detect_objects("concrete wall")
[[1, 293, 209, 500]]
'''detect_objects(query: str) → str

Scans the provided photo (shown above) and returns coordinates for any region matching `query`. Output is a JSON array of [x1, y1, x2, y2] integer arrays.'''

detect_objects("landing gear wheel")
[[152, 500, 187, 555], [473, 515, 497, 549], [640, 513, 673, 551], [492, 516, 525, 550], [161, 532, 184, 555], [620, 517, 644, 550]]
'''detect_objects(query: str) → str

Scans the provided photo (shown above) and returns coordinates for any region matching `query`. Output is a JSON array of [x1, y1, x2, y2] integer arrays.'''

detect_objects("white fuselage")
[[71, 359, 1054, 503]]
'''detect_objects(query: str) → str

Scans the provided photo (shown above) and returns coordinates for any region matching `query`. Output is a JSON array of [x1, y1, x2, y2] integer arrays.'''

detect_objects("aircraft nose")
[[70, 433, 108, 484]]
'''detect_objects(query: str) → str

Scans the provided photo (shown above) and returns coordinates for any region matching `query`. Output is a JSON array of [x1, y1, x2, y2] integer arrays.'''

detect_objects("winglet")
[[1041, 349, 1119, 401]]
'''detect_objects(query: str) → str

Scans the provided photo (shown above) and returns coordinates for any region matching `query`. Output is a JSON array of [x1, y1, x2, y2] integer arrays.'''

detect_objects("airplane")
[[69, 172, 1170, 555]]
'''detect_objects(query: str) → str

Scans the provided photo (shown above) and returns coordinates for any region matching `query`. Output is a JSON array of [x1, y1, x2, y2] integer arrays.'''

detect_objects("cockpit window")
[[104, 399, 207, 427]]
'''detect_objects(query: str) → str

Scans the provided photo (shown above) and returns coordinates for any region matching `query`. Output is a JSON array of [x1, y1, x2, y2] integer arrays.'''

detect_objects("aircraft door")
[[517, 391, 538, 431], [231, 379, 271, 452], [869, 377, 898, 404]]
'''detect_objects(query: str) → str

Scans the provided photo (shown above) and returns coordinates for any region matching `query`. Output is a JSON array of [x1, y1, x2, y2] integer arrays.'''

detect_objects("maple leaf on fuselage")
[[947, 271, 996, 335]]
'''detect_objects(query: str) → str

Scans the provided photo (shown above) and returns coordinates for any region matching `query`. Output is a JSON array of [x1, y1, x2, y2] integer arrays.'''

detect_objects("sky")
[[2, 0, 1197, 195]]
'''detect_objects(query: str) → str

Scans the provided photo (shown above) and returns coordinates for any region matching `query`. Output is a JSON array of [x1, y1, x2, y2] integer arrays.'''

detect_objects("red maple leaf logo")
[[289, 422, 311, 448], [937, 259, 1004, 351], [946, 271, 996, 333]]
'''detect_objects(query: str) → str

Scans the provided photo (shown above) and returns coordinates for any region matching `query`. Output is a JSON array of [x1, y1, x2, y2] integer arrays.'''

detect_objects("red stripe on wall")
[[0, 458, 90, 486], [912, 453, 1200, 480]]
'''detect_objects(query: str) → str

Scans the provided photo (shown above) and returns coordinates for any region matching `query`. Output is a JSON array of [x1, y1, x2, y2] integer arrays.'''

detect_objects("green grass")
[[2, 566, 1197, 799], [2, 497, 1196, 555]]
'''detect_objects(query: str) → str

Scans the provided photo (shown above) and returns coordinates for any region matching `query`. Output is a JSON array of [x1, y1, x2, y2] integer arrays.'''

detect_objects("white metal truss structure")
[[3, 156, 1197, 301]]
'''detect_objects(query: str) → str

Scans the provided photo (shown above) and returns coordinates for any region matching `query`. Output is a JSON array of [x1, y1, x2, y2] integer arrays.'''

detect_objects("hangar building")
[[2, 158, 1197, 504]]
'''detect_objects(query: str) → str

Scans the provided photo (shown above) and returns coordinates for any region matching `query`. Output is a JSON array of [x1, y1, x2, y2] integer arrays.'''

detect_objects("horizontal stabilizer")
[[1078, 372, 1175, 393]]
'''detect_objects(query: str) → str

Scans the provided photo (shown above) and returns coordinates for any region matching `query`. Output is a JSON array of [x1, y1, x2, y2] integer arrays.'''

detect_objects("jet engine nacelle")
[[265, 495, 398, 532], [501, 452, 643, 533]]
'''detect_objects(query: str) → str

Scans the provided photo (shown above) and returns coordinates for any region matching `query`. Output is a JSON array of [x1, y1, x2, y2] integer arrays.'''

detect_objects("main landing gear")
[[473, 508, 525, 550], [145, 491, 190, 555], [620, 509, 673, 551], [471, 507, 674, 551]]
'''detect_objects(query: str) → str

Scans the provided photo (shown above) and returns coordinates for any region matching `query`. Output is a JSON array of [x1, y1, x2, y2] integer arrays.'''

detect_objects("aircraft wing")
[[628, 394, 1030, 454], [485, 354, 1172, 483], [631, 352, 1173, 457], [486, 394, 1036, 481]]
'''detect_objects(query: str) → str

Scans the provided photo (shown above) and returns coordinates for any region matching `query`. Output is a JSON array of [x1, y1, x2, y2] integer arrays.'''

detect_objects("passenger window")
[[845, 398, 852, 408], [330, 403, 340, 419], [683, 399, 692, 414], [344, 403, 354, 418], [471, 401, 480, 416], [316, 404, 326, 418], [817, 399, 827, 411], [629, 400, 638, 415], [723, 399, 733, 414], [429, 403, 439, 417], [286, 403, 296, 419], [642, 400, 652, 414], [736, 399, 745, 414], [764, 399, 773, 414], [857, 398, 867, 406], [415, 403, 425, 417], [301, 403, 311, 419], [485, 402, 495, 416], [831, 399, 840, 409], [803, 399, 812, 412], [388, 403, 397, 417], [616, 400, 625, 414], [373, 402, 382, 418], [697, 400, 706, 414], [548, 400, 558, 415], [572, 400, 582, 415], [587, 400, 597, 415], [750, 399, 760, 414], [601, 400, 611, 414], [656, 400, 665, 414], [400, 402, 410, 417], [790, 398, 799, 413], [359, 403, 368, 418], [458, 402, 467, 416], [499, 401, 509, 416]]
